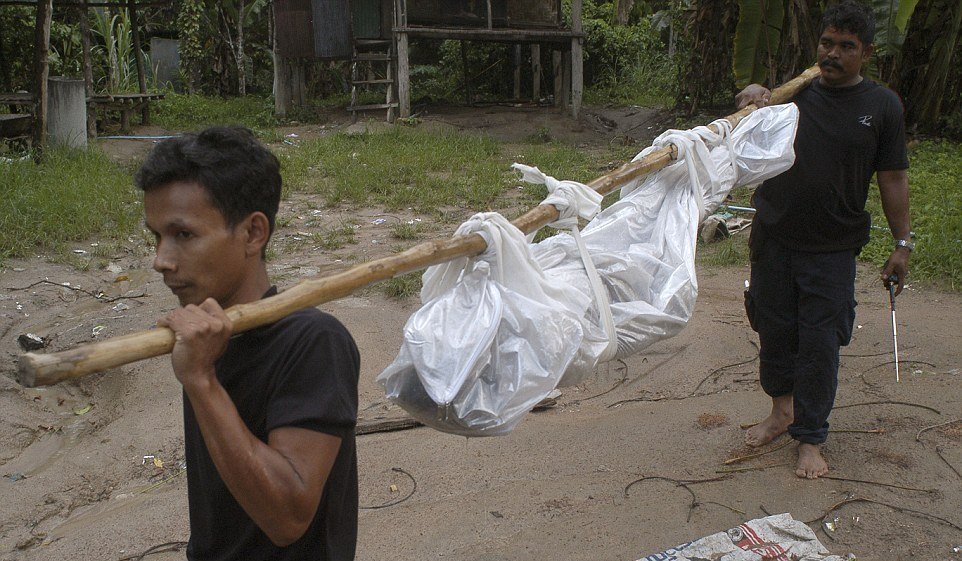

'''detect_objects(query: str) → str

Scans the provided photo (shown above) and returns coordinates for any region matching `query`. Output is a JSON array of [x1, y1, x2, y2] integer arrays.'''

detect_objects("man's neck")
[[819, 74, 864, 89]]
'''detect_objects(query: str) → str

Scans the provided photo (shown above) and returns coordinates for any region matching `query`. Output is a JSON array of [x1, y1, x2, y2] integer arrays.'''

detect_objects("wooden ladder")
[[348, 39, 398, 123]]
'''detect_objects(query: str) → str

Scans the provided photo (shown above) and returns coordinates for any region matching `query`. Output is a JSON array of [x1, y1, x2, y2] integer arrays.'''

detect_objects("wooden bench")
[[89, 93, 165, 133], [2, 91, 166, 137], [0, 113, 32, 149], [0, 92, 35, 110]]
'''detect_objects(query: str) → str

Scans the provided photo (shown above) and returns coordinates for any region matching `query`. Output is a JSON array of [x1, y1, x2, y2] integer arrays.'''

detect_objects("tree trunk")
[[236, 0, 247, 96], [616, 0, 634, 26], [79, 1, 96, 137], [0, 19, 12, 91], [33, 0, 53, 158]]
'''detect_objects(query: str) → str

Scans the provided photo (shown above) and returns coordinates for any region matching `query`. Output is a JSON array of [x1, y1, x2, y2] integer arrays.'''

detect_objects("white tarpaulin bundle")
[[637, 513, 849, 561], [378, 104, 800, 436]]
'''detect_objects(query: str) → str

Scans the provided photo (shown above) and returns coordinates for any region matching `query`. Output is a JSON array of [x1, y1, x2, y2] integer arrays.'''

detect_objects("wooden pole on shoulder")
[[18, 66, 821, 387]]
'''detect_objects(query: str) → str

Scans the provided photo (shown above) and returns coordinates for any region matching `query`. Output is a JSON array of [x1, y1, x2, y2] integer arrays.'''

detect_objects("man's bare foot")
[[745, 394, 793, 447], [796, 443, 829, 479]]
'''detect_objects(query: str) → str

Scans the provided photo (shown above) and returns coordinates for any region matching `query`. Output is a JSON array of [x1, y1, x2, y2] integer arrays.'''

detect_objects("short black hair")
[[135, 126, 282, 237], [822, 0, 875, 46]]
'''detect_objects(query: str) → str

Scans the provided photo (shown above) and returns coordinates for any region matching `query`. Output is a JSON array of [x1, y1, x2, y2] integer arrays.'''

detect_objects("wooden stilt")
[[570, 0, 583, 119], [552, 49, 562, 107], [79, 0, 96, 137], [397, 32, 410, 118], [531, 44, 541, 101], [513, 44, 522, 100], [32, 0, 53, 157]]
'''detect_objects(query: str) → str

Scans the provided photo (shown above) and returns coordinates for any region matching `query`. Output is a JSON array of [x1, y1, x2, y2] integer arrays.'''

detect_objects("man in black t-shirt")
[[136, 126, 360, 560], [734, 1, 911, 479]]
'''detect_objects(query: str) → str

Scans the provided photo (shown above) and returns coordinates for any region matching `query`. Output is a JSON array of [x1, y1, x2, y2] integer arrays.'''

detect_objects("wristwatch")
[[895, 238, 915, 252]]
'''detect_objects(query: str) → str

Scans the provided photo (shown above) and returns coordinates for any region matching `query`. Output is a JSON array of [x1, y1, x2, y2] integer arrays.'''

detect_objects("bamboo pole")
[[18, 66, 821, 388]]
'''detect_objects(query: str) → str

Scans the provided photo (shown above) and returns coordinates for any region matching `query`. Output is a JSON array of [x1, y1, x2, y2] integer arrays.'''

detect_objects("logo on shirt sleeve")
[[857, 115, 873, 127]]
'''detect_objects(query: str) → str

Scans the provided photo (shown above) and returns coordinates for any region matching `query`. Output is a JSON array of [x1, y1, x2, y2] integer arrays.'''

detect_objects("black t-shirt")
[[753, 79, 908, 252], [183, 289, 360, 561]]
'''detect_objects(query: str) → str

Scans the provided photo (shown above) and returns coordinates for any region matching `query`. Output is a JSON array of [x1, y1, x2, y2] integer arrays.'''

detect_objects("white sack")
[[378, 213, 584, 436], [378, 104, 800, 435]]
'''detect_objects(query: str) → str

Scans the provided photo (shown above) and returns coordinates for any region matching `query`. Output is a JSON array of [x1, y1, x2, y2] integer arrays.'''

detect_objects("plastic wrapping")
[[378, 104, 800, 436], [638, 513, 848, 561]]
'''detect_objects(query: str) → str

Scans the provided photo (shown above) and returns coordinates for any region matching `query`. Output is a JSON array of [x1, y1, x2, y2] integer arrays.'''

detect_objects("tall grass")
[[0, 149, 140, 263]]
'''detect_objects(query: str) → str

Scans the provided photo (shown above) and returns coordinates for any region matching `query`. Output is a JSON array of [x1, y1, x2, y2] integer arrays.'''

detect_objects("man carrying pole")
[[137, 126, 360, 560], [735, 0, 912, 479]]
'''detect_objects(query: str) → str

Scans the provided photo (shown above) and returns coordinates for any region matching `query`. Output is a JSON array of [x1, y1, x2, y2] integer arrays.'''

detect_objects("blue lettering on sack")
[[637, 542, 693, 561]]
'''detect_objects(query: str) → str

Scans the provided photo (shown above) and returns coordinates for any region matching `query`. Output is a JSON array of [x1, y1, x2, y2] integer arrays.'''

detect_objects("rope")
[[513, 164, 618, 362]]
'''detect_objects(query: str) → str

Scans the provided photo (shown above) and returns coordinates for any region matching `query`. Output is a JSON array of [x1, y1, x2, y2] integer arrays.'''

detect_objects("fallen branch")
[[828, 428, 886, 435], [572, 360, 629, 404], [806, 497, 962, 532], [915, 418, 962, 442], [691, 342, 759, 396], [119, 541, 189, 561], [722, 437, 792, 465], [818, 475, 935, 493], [356, 416, 422, 436], [624, 475, 733, 523], [833, 400, 941, 416], [715, 463, 790, 474], [360, 467, 417, 510], [356, 394, 559, 436], [862, 360, 936, 375], [936, 446, 962, 480], [7, 279, 148, 303], [841, 347, 915, 358]]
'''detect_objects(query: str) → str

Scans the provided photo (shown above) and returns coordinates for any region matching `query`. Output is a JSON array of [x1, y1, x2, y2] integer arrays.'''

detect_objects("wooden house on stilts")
[[272, 0, 585, 121]]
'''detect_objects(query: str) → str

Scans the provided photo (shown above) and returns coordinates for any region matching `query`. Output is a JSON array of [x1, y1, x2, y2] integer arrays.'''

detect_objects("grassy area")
[[0, 148, 141, 266], [153, 93, 279, 138], [3, 127, 959, 294], [280, 126, 603, 216], [863, 140, 962, 289]]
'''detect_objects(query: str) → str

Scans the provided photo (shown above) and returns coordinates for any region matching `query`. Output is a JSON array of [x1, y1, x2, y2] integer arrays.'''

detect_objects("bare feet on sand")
[[745, 394, 793, 447], [796, 443, 829, 479]]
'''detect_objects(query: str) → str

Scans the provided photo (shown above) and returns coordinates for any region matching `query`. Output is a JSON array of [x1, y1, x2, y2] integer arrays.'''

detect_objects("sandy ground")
[[1, 103, 961, 561]]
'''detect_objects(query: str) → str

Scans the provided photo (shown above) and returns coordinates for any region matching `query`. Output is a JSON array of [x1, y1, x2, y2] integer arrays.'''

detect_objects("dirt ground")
[[1, 103, 961, 561]]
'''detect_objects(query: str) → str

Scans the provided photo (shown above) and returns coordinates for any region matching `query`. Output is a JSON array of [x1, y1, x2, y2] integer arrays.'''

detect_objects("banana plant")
[[872, 0, 920, 57], [733, 0, 785, 88], [91, 7, 150, 93]]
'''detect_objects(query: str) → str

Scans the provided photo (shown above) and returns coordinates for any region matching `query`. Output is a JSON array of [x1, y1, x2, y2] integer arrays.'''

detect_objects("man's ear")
[[243, 212, 271, 258], [862, 43, 874, 63]]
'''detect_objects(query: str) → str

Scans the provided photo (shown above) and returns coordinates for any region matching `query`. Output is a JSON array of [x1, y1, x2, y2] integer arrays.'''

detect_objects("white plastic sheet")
[[378, 104, 800, 436]]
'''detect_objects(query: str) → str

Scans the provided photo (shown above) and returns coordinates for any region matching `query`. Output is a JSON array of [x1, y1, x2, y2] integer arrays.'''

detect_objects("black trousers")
[[745, 237, 857, 444]]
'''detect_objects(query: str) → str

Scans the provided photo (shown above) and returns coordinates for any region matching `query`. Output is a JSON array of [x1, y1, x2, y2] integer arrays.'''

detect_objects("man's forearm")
[[877, 169, 911, 239], [185, 379, 328, 546]]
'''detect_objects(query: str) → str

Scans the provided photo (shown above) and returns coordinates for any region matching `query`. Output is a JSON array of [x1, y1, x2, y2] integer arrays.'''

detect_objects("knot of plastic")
[[512, 163, 602, 226], [708, 118, 738, 177], [419, 212, 532, 303], [652, 130, 717, 222]]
